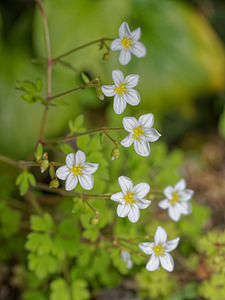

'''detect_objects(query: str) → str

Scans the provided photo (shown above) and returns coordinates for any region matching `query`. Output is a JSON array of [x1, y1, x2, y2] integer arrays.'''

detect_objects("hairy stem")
[[35, 183, 111, 199], [52, 38, 113, 62], [35, 0, 52, 143], [47, 127, 123, 143]]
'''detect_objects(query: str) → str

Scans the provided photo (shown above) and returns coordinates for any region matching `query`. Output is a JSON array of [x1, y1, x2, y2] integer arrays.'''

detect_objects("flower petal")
[[179, 190, 193, 201], [168, 205, 181, 222], [174, 179, 186, 191], [75, 150, 86, 165], [101, 85, 116, 97], [136, 199, 151, 209], [112, 70, 124, 85], [139, 242, 155, 255], [159, 253, 174, 272], [113, 94, 127, 114], [133, 182, 150, 198], [119, 22, 131, 38], [79, 174, 94, 190], [110, 38, 122, 51], [166, 237, 180, 252], [111, 192, 124, 203], [128, 204, 140, 223], [144, 128, 161, 142], [56, 165, 70, 180], [65, 173, 78, 191], [118, 176, 133, 193], [120, 134, 134, 148], [163, 186, 174, 200], [66, 153, 75, 168], [119, 49, 131, 65], [125, 89, 140, 106], [158, 199, 170, 210], [122, 117, 138, 132], [83, 163, 98, 174], [117, 203, 130, 217], [134, 139, 150, 157], [154, 226, 167, 245], [131, 27, 141, 41], [180, 202, 192, 215], [138, 113, 154, 128], [130, 41, 146, 58], [125, 74, 139, 88], [146, 255, 160, 271]]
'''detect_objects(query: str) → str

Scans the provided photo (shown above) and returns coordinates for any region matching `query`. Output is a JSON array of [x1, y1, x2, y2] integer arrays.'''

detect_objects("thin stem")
[[85, 200, 98, 216], [35, 0, 52, 143], [52, 38, 114, 62], [25, 190, 43, 216], [102, 128, 118, 146], [47, 127, 124, 144], [0, 154, 19, 168], [35, 183, 111, 199], [50, 83, 94, 101]]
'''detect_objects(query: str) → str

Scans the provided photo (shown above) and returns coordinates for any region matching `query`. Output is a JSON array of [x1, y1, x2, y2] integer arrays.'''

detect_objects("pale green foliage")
[[137, 269, 177, 299], [16, 169, 36, 195]]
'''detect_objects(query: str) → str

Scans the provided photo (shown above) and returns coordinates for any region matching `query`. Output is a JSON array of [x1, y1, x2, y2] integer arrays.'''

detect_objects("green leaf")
[[72, 279, 90, 300], [50, 279, 70, 300], [31, 213, 53, 232], [60, 143, 74, 155]]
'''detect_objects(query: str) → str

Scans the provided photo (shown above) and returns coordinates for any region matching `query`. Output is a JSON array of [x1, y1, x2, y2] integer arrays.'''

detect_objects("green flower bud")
[[35, 143, 43, 162], [111, 147, 120, 160], [81, 72, 90, 84], [102, 52, 110, 61], [89, 215, 99, 225], [40, 159, 49, 173], [96, 86, 104, 101], [49, 179, 59, 188]]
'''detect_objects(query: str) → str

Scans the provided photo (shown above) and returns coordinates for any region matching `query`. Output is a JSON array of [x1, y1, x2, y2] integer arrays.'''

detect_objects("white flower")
[[101, 70, 140, 115], [111, 22, 146, 65], [56, 150, 98, 191], [121, 113, 161, 157], [121, 250, 133, 269], [139, 226, 180, 272], [158, 179, 194, 222], [111, 176, 151, 223]]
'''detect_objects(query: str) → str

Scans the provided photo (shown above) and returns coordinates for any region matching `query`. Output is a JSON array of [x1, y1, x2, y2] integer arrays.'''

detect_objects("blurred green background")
[[0, 0, 225, 158]]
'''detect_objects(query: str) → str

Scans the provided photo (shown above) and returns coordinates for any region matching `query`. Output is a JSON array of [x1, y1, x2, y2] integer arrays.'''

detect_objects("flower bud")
[[96, 86, 104, 101], [49, 179, 59, 188], [40, 159, 49, 173], [81, 72, 90, 84], [89, 215, 99, 225], [102, 52, 110, 61], [111, 147, 120, 160]]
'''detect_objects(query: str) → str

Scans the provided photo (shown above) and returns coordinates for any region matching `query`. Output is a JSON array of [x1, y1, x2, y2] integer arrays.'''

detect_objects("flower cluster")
[[55, 22, 194, 273]]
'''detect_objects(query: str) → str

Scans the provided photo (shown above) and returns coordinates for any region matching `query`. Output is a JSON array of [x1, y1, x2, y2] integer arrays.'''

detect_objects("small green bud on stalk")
[[89, 215, 99, 225], [111, 147, 120, 160], [102, 52, 110, 60], [40, 160, 49, 173], [81, 72, 90, 84], [49, 179, 59, 188], [96, 86, 104, 100], [35, 143, 43, 162]]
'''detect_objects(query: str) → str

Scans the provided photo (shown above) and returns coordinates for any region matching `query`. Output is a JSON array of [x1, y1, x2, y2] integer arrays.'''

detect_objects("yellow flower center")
[[69, 164, 83, 176], [170, 192, 179, 206], [120, 37, 132, 49], [133, 126, 144, 141], [123, 191, 135, 204], [114, 82, 127, 96], [153, 244, 165, 257]]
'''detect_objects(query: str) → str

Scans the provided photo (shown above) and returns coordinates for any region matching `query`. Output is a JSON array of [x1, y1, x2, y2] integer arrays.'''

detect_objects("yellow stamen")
[[170, 192, 179, 206], [124, 191, 135, 204], [114, 82, 127, 96], [120, 37, 132, 50], [133, 126, 144, 141], [153, 244, 165, 256], [70, 164, 83, 176]]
